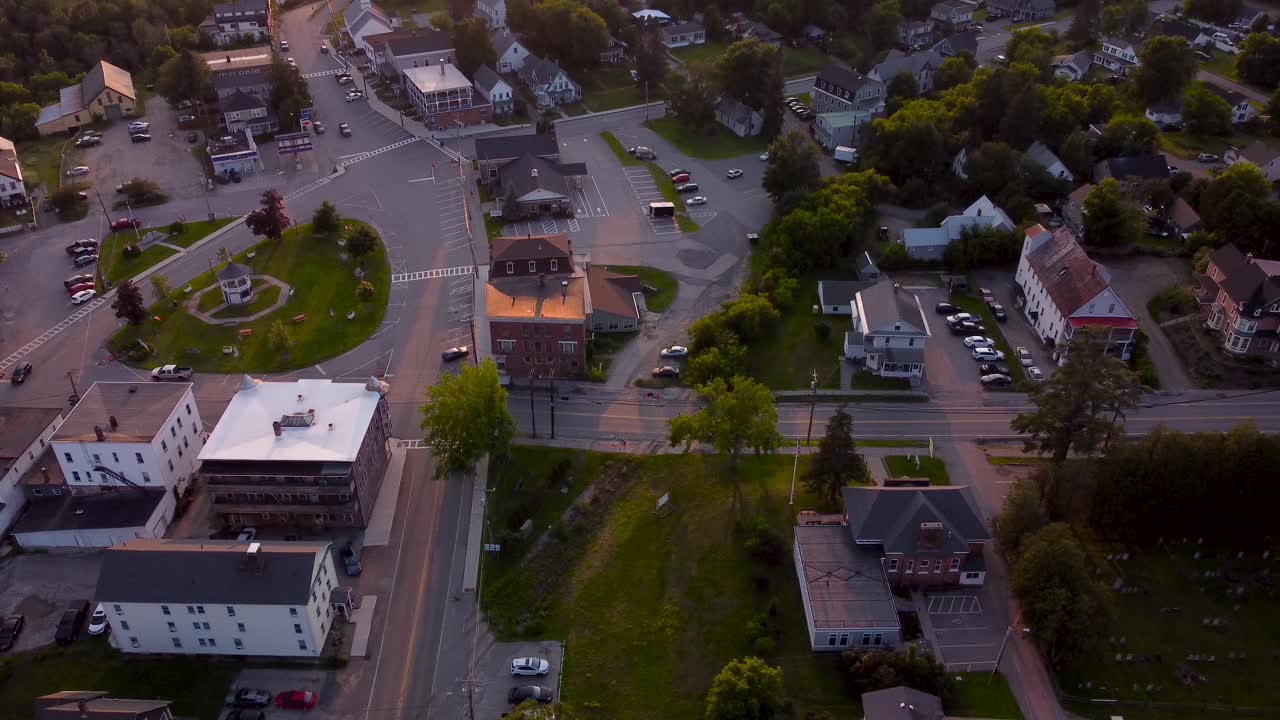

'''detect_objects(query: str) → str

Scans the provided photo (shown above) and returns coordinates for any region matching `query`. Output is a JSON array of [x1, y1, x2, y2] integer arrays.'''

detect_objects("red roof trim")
[[1068, 316, 1137, 329]]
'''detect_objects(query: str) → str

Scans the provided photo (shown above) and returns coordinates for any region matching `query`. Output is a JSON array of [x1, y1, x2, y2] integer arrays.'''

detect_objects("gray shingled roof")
[[843, 486, 989, 554], [474, 132, 559, 161], [862, 686, 944, 720], [473, 65, 504, 93], [855, 279, 929, 336], [95, 538, 330, 606]]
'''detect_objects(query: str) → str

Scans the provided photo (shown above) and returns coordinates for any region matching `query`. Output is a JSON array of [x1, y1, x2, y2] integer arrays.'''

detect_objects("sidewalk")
[[363, 443, 407, 547]]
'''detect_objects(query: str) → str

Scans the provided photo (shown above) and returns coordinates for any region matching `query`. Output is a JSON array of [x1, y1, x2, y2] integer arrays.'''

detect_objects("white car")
[[511, 657, 550, 676], [87, 604, 108, 636], [1015, 346, 1034, 367], [345, 92, 363, 102], [759, 152, 769, 161], [963, 336, 995, 348], [66, 166, 90, 177], [945, 313, 977, 325], [71, 289, 96, 304], [287, 57, 296, 65], [686, 196, 707, 206], [726, 169, 743, 179], [127, 121, 149, 132], [660, 345, 689, 358], [972, 347, 1005, 361], [1027, 366, 1046, 381], [237, 527, 257, 541]]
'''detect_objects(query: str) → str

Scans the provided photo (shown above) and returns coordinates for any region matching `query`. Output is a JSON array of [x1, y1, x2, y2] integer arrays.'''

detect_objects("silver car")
[[511, 657, 550, 676]]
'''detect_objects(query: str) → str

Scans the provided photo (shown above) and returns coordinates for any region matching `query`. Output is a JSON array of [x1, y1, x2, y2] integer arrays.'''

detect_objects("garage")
[[11, 489, 173, 550]]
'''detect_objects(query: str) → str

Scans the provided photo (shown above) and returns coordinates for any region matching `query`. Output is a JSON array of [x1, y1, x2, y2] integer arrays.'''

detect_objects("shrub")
[[168, 220, 185, 235], [814, 321, 831, 340], [740, 517, 786, 565], [752, 636, 776, 655], [122, 244, 142, 258], [355, 280, 375, 299]]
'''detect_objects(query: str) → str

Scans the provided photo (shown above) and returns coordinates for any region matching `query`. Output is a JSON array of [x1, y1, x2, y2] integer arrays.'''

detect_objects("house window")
[[964, 572, 981, 580], [92, 454, 101, 463], [172, 638, 183, 648], [905, 560, 914, 573], [234, 638, 244, 650], [505, 261, 514, 274], [227, 606, 236, 617], [298, 640, 308, 650], [839, 633, 850, 646], [290, 608, 299, 617], [193, 622, 202, 630], [168, 622, 176, 632], [861, 633, 872, 646], [72, 471, 81, 482], [198, 638, 208, 647], [161, 440, 168, 452], [112, 452, 119, 462], [208, 638, 216, 647], [186, 403, 192, 415], [162, 605, 171, 615], [121, 621, 130, 630], [136, 453, 144, 464], [528, 261, 537, 272], [142, 472, 151, 483], [170, 426, 177, 438], [196, 605, 205, 614], [873, 633, 883, 646], [934, 560, 943, 573], [294, 623, 303, 634], [827, 633, 838, 646], [950, 558, 961, 572], [498, 339, 515, 352], [168, 460, 174, 471], [237, 623, 246, 632], [559, 341, 576, 353], [887, 558, 899, 571], [550, 259, 558, 271], [113, 604, 122, 614], [187, 606, 195, 614]]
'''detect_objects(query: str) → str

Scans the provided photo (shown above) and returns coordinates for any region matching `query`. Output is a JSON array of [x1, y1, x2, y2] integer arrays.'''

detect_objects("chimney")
[[893, 282, 901, 292], [328, 423, 335, 431], [94, 425, 105, 442], [109, 415, 118, 431], [917, 521, 945, 551], [440, 62, 445, 75], [247, 542, 264, 574], [272, 421, 282, 437], [531, 168, 539, 178], [41, 467, 50, 482]]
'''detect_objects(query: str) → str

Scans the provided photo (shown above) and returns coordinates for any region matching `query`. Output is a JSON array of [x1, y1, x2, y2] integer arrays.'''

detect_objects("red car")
[[110, 218, 142, 231], [67, 282, 95, 295], [670, 172, 690, 184], [274, 691, 317, 710]]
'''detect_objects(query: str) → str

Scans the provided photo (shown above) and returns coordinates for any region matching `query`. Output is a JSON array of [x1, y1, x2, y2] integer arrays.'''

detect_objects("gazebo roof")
[[216, 262, 253, 281]]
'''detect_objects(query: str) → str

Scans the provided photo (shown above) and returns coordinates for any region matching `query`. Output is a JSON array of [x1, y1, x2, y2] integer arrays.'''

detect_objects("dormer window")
[[505, 261, 514, 274]]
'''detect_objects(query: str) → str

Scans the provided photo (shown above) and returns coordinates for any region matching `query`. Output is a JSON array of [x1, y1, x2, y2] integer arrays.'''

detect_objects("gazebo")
[[216, 262, 254, 305]]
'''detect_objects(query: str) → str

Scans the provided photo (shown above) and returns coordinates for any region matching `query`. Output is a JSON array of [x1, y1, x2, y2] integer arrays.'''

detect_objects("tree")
[[1100, 0, 1151, 35], [1066, 0, 1098, 47], [267, 318, 297, 354], [419, 358, 515, 476], [504, 700, 576, 720], [964, 142, 1023, 198], [1134, 35, 1198, 104], [520, 0, 609, 69], [49, 186, 83, 216], [149, 274, 173, 301], [446, 0, 476, 20], [1183, 0, 1242, 25], [430, 12, 455, 31], [346, 225, 378, 259], [762, 130, 820, 201], [717, 39, 785, 136], [156, 50, 211, 106], [1011, 523, 1111, 667], [216, 246, 233, 265], [1097, 113, 1159, 157], [1199, 161, 1280, 255], [1269, 89, 1280, 136], [1081, 178, 1142, 247], [111, 280, 147, 325], [865, 100, 953, 185], [453, 18, 496, 78], [806, 407, 866, 505], [312, 201, 341, 236], [867, 0, 903, 52], [1235, 32, 1280, 89], [1005, 27, 1057, 75], [685, 339, 748, 385], [668, 60, 718, 130], [704, 657, 785, 720], [267, 56, 313, 132], [246, 189, 291, 241], [999, 87, 1041, 149], [1182, 82, 1233, 137], [1011, 325, 1143, 463], [932, 56, 974, 93], [668, 376, 783, 470], [1059, 130, 1095, 180], [884, 72, 918, 116], [993, 478, 1049, 559], [633, 28, 668, 89]]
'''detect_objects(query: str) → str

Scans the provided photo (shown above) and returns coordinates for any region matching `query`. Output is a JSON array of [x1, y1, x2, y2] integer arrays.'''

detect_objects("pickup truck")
[[150, 365, 193, 381]]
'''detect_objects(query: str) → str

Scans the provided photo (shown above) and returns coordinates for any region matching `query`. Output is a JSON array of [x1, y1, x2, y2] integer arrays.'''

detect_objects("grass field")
[[0, 639, 233, 720], [601, 131, 642, 166], [1158, 131, 1235, 161], [578, 66, 651, 112], [597, 264, 678, 313], [643, 117, 769, 160], [883, 454, 950, 484], [744, 279, 844, 389], [783, 47, 830, 77], [481, 448, 856, 719], [671, 41, 728, 65], [211, 283, 282, 319], [107, 220, 389, 372], [950, 672, 1025, 719], [96, 218, 233, 285], [15, 135, 75, 192], [166, 218, 235, 248], [850, 371, 911, 390], [1201, 54, 1238, 81]]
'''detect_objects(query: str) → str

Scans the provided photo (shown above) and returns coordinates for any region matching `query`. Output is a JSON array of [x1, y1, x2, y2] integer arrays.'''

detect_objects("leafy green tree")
[[1182, 82, 1233, 137], [0, 82, 30, 105], [156, 50, 212, 106], [993, 478, 1049, 559], [1066, 0, 1098, 47], [267, 56, 313, 132], [419, 359, 516, 476], [1199, 162, 1280, 255], [838, 647, 953, 699], [520, 0, 609, 69], [686, 339, 749, 385], [49, 186, 83, 216], [1235, 32, 1280, 88], [964, 142, 1023, 198], [885, 72, 919, 116], [999, 87, 1041, 150], [717, 38, 785, 136], [1097, 113, 1159, 157], [1134, 35, 1198, 104], [762, 129, 820, 201], [267, 318, 297, 354], [312, 201, 341, 236], [345, 225, 378, 259], [429, 12, 454, 31], [1269, 89, 1280, 135], [246, 189, 291, 241], [669, 377, 783, 470], [633, 27, 668, 89], [1058, 130, 1095, 180], [932, 55, 974, 93], [865, 100, 953, 185], [1011, 523, 1111, 667], [149, 274, 173, 301], [668, 60, 718, 130], [504, 699, 576, 719], [0, 102, 41, 140], [1183, 0, 1242, 25], [1011, 325, 1143, 463], [704, 656, 785, 720], [720, 293, 780, 341], [1038, 84, 1089, 149], [446, 0, 476, 20], [1100, 0, 1152, 35], [148, 45, 178, 71], [111, 280, 147, 325], [868, 0, 904, 52], [1005, 27, 1058, 75], [453, 18, 496, 78], [1082, 178, 1142, 247], [806, 407, 866, 505]]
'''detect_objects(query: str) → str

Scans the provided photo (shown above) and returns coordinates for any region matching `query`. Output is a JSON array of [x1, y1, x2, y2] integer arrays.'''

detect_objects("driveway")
[[919, 580, 1009, 671], [471, 638, 563, 719], [0, 552, 103, 653], [915, 287, 987, 400], [1100, 256, 1195, 391], [971, 270, 1057, 374]]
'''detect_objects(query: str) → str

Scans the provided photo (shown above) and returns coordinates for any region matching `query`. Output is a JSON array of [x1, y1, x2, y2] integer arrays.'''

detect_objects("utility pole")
[[804, 369, 819, 446], [643, 80, 649, 120], [92, 190, 111, 222], [199, 173, 215, 222], [125, 198, 141, 241], [789, 438, 800, 505], [66, 370, 81, 406], [528, 368, 537, 438], [548, 372, 556, 439]]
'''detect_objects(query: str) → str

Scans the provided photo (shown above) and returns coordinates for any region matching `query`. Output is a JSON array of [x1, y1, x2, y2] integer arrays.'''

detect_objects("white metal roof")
[[198, 378, 384, 463], [403, 64, 472, 94]]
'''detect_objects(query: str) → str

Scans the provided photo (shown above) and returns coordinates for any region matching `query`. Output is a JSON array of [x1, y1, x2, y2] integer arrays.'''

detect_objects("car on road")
[[66, 166, 90, 177], [970, 23, 983, 30], [652, 366, 680, 377], [313, 121, 325, 134], [978, 363, 1011, 376], [660, 345, 688, 358], [670, 172, 690, 183], [945, 313, 977, 325], [115, 181, 133, 193], [989, 302, 1007, 321], [287, 57, 296, 66], [87, 604, 107, 636], [130, 133, 152, 143], [676, 183, 699, 193], [71, 289, 96, 304], [345, 92, 363, 102], [320, 44, 330, 53], [1027, 366, 1046, 381], [73, 254, 98, 268], [726, 168, 743, 178], [53, 601, 89, 645], [972, 347, 1005, 361], [227, 689, 272, 709], [1197, 153, 1220, 163], [668, 168, 688, 178], [279, 40, 289, 51], [508, 687, 554, 704], [980, 373, 1013, 386], [237, 527, 257, 541], [274, 691, 318, 710], [977, 287, 994, 302], [442, 346, 469, 361], [75, 135, 101, 147], [628, 145, 657, 159], [1015, 346, 1033, 367], [685, 195, 707, 206], [993, 54, 1007, 64], [962, 335, 995, 348], [336, 74, 353, 84], [511, 658, 550, 676], [110, 217, 143, 231], [68, 282, 95, 295], [0, 615, 24, 651], [10, 362, 32, 385], [64, 273, 94, 288], [338, 123, 352, 137], [935, 301, 959, 314], [759, 152, 769, 161]]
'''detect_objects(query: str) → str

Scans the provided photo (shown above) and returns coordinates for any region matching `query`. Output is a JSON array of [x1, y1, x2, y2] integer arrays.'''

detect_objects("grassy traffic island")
[[97, 219, 235, 286], [107, 220, 390, 373]]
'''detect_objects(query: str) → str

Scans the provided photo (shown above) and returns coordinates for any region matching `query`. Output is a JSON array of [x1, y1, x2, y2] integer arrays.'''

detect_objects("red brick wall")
[[425, 103, 492, 131], [882, 551, 969, 588], [490, 319, 586, 378]]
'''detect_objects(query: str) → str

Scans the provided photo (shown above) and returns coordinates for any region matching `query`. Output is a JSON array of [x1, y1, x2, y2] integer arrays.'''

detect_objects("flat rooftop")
[[0, 406, 62, 474], [486, 275, 587, 321], [12, 489, 166, 534], [202, 48, 274, 70], [53, 382, 191, 443], [403, 63, 472, 94], [794, 525, 900, 630]]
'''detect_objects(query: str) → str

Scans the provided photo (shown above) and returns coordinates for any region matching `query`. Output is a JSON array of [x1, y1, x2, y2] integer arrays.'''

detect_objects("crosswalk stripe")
[[390, 265, 474, 283]]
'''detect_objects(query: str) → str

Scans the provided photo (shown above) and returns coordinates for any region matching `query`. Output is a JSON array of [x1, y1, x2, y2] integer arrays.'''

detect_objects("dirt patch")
[[14, 595, 55, 619]]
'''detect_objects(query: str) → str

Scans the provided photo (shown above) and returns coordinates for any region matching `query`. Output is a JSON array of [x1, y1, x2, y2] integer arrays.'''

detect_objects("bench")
[[292, 314, 307, 324], [238, 328, 253, 337]]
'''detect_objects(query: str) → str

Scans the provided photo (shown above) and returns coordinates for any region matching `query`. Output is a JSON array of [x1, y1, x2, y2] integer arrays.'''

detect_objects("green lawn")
[[948, 291, 1027, 385], [597, 264, 678, 313], [883, 454, 950, 484], [481, 448, 855, 719], [1201, 53, 1238, 81], [671, 40, 728, 65], [601, 131, 643, 166], [0, 639, 233, 720], [16, 134, 75, 192], [850, 371, 910, 390], [166, 218, 234, 248], [211, 283, 282, 319], [1158, 131, 1235, 161], [949, 672, 1025, 719], [107, 221, 389, 372], [643, 117, 769, 160], [578, 66, 655, 112], [782, 47, 831, 77], [97, 219, 233, 285], [745, 280, 844, 390]]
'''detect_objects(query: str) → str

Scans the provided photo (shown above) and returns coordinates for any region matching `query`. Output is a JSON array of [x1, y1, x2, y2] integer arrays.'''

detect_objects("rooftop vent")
[[279, 412, 316, 428]]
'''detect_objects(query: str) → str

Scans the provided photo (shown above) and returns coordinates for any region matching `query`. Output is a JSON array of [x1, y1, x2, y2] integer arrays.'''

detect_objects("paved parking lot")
[[75, 106, 207, 204], [923, 583, 1007, 670], [0, 552, 102, 653], [914, 287, 987, 397], [230, 667, 343, 719], [471, 639, 563, 719], [970, 272, 1058, 376]]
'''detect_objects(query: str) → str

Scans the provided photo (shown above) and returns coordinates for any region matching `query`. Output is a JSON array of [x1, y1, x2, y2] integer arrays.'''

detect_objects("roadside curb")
[[461, 454, 487, 594]]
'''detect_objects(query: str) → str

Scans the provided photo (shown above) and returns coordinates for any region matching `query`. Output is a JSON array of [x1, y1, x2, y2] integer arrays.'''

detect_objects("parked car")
[[1197, 153, 1219, 163], [668, 168, 689, 178], [670, 172, 690, 183], [508, 687, 554, 704], [660, 345, 688, 358], [67, 282, 95, 295], [237, 527, 257, 541], [962, 336, 995, 348], [313, 121, 325, 134], [950, 321, 984, 335], [9, 362, 32, 385], [935, 301, 959, 314], [978, 363, 1011, 376], [66, 239, 98, 254], [338, 123, 352, 137], [972, 347, 1006, 361], [685, 195, 707, 206], [980, 373, 1013, 386], [73, 254, 98, 268], [726, 168, 743, 178], [130, 133, 152, 143], [66, 166, 90, 177], [340, 544, 362, 576], [287, 57, 296, 65], [511, 658, 550, 676], [110, 218, 142, 231], [945, 313, 977, 325], [1027, 366, 1046, 381], [1015, 346, 1034, 367], [71, 289, 96, 304], [442, 346, 469, 361], [652, 366, 680, 377], [226, 689, 272, 709], [75, 136, 101, 147], [628, 146, 656, 159], [336, 74, 353, 84], [345, 92, 363, 102], [87, 604, 108, 636], [64, 273, 94, 288], [0, 615, 24, 651], [177, 115, 196, 125], [274, 691, 318, 710], [676, 183, 699, 193], [759, 152, 769, 161], [53, 601, 89, 645], [989, 302, 1007, 322], [279, 40, 290, 51], [127, 121, 150, 133]]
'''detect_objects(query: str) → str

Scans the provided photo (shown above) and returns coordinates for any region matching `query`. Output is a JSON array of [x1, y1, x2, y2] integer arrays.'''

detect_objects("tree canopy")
[[762, 129, 821, 201], [1134, 35, 1198, 105], [1235, 32, 1280, 89], [453, 18, 496, 78], [1198, 161, 1280, 256], [246, 190, 292, 241], [806, 407, 867, 505], [704, 657, 785, 720], [1011, 523, 1111, 667], [668, 376, 783, 469], [419, 358, 516, 476], [1081, 178, 1142, 248], [1181, 82, 1233, 137], [112, 279, 146, 325]]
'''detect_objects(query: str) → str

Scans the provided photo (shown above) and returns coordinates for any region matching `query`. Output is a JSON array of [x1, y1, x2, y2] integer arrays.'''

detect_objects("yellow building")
[[35, 61, 138, 136]]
